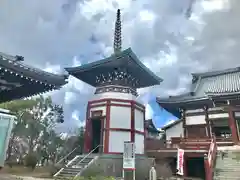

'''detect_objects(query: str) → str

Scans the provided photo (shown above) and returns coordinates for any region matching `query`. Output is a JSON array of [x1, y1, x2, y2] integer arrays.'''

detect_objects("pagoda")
[[65, 9, 162, 155]]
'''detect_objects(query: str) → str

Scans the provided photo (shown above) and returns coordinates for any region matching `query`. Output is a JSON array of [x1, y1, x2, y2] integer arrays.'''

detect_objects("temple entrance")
[[91, 118, 102, 153], [211, 119, 231, 139], [186, 157, 205, 179]]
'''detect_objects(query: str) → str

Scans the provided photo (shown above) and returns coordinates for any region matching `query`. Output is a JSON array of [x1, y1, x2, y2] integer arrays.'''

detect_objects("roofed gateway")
[[0, 52, 67, 102]]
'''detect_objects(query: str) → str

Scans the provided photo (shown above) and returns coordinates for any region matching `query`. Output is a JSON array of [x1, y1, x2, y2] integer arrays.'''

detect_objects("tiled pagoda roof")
[[65, 48, 163, 88]]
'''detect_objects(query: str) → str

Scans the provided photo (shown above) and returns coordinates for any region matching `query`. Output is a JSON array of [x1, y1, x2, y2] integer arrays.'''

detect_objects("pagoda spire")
[[113, 9, 122, 54]]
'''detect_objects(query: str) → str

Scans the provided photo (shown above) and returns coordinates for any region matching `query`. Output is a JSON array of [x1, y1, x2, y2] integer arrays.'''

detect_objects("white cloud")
[[145, 104, 154, 120], [1, 0, 238, 132], [71, 110, 86, 127]]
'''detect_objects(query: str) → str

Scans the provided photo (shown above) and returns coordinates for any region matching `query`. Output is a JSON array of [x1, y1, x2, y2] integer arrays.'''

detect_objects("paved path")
[[0, 174, 53, 180]]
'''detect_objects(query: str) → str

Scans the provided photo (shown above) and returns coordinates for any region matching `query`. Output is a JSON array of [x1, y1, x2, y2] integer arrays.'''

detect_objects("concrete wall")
[[81, 154, 154, 180]]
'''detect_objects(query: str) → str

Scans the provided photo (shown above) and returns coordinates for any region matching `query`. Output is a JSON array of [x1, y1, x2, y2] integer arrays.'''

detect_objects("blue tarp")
[[140, 93, 178, 129]]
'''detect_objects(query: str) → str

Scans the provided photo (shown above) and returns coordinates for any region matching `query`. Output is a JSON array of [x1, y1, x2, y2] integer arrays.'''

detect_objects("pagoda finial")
[[113, 9, 122, 54]]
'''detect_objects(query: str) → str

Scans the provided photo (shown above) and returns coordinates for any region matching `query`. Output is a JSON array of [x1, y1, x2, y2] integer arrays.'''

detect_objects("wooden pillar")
[[181, 108, 187, 137], [204, 106, 211, 137], [204, 154, 210, 180], [228, 106, 239, 144], [183, 156, 187, 177]]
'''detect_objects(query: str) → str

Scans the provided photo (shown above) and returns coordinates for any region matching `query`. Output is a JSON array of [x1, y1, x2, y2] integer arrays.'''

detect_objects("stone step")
[[55, 156, 97, 178], [214, 176, 240, 180], [215, 169, 240, 172]]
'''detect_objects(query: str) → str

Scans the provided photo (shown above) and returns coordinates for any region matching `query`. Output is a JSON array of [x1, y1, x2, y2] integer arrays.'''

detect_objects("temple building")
[[146, 67, 240, 180], [157, 67, 240, 145], [0, 52, 68, 102]]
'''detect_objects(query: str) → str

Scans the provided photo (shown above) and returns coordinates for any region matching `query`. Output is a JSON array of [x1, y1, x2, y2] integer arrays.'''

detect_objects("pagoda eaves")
[[65, 48, 163, 89]]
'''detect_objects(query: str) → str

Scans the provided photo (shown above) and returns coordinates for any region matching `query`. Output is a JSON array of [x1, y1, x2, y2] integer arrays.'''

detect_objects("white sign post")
[[123, 141, 135, 180], [176, 148, 184, 176]]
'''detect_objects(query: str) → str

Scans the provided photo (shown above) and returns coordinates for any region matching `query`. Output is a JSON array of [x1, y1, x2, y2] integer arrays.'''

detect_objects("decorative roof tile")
[[205, 71, 240, 94], [157, 66, 240, 104], [0, 52, 68, 86]]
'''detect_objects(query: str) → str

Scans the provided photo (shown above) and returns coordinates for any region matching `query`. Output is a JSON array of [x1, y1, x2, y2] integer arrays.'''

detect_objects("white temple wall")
[[134, 109, 144, 132], [135, 133, 144, 154], [209, 113, 229, 119], [165, 122, 183, 141], [91, 92, 137, 101], [88, 92, 146, 154], [110, 106, 131, 129], [108, 131, 131, 153], [185, 115, 206, 125]]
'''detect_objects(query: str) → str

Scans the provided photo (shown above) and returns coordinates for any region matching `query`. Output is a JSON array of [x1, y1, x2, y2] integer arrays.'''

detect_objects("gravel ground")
[[0, 174, 53, 180]]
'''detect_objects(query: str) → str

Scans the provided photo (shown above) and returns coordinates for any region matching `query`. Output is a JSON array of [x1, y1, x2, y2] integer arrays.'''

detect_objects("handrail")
[[74, 155, 99, 178], [56, 145, 80, 164], [76, 144, 102, 166], [74, 144, 102, 177], [208, 135, 217, 168], [54, 155, 80, 177], [205, 135, 217, 180]]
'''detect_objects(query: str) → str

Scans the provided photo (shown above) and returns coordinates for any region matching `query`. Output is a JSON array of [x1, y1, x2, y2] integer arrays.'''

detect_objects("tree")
[[0, 99, 38, 163], [0, 95, 65, 166]]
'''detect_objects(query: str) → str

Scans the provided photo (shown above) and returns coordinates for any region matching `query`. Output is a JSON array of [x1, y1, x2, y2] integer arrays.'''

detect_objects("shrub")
[[24, 153, 38, 170]]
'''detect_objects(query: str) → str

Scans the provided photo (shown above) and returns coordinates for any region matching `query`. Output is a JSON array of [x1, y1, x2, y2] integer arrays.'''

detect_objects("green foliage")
[[24, 154, 38, 170], [1, 95, 65, 166], [0, 99, 37, 112]]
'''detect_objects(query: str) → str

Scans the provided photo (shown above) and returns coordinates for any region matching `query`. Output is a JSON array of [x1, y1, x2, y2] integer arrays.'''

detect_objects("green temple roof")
[[65, 48, 162, 88], [0, 52, 68, 102], [157, 67, 240, 117]]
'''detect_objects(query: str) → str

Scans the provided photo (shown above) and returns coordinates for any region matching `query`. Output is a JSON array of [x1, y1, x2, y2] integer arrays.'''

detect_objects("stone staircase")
[[214, 151, 240, 180], [54, 155, 97, 179]]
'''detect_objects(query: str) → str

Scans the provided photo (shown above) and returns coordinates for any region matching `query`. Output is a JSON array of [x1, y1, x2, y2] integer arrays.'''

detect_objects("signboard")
[[0, 112, 15, 167], [176, 148, 184, 176], [123, 141, 135, 170]]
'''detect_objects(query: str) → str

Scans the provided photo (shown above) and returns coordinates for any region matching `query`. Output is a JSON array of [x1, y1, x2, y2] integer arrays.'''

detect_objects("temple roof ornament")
[[113, 9, 122, 54], [65, 9, 162, 96]]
